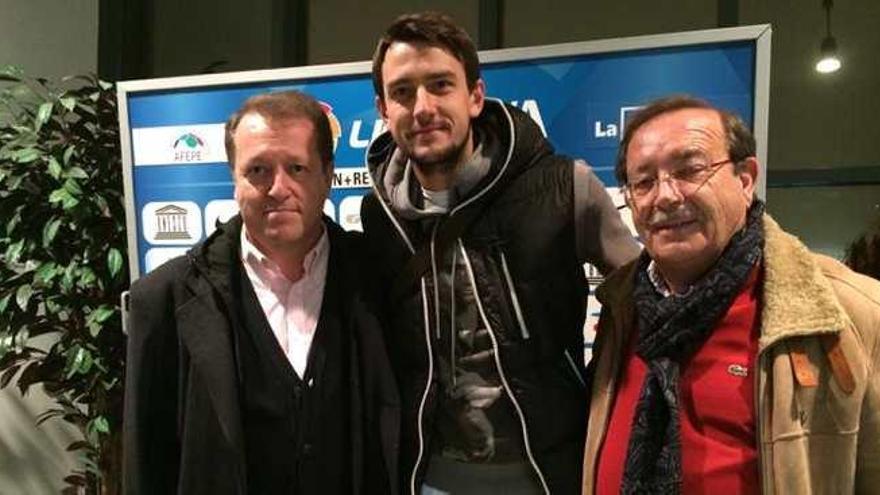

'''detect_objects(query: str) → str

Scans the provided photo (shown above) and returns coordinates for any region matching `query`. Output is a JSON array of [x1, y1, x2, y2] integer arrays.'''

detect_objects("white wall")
[[0, 0, 98, 77], [1, 1, 97, 489]]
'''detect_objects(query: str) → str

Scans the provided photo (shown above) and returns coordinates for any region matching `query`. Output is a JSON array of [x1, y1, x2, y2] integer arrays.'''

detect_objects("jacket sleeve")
[[857, 295, 880, 493], [572, 160, 641, 274], [123, 270, 182, 494]]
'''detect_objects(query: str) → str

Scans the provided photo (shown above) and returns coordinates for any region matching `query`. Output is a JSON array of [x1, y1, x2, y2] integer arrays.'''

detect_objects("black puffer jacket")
[[362, 100, 600, 494]]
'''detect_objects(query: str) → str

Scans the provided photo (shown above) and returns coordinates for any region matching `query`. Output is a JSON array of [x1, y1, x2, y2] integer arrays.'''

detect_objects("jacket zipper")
[[370, 99, 518, 493], [498, 250, 530, 340], [408, 224, 446, 494], [449, 248, 457, 388], [430, 222, 442, 340], [459, 241, 551, 494], [564, 349, 586, 388], [410, 278, 434, 495]]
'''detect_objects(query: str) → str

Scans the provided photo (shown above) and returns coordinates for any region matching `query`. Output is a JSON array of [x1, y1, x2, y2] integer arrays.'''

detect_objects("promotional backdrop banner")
[[118, 25, 771, 352]]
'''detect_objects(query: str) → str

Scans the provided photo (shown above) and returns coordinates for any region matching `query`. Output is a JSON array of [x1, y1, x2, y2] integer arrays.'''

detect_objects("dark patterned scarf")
[[620, 201, 765, 494]]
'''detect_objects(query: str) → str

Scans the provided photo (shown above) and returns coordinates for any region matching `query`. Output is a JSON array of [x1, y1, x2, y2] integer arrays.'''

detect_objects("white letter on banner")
[[594, 121, 618, 138], [349, 119, 387, 149], [349, 120, 370, 148], [519, 100, 547, 137]]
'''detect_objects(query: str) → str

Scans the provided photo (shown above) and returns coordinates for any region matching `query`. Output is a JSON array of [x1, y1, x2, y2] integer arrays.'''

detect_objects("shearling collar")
[[759, 214, 851, 349], [597, 214, 852, 351]]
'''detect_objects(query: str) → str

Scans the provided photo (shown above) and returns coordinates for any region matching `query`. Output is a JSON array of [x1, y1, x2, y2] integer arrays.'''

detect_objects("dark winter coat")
[[123, 215, 399, 494]]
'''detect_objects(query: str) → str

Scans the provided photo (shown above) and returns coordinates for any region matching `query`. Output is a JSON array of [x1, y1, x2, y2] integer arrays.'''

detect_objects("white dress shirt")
[[240, 228, 329, 378]]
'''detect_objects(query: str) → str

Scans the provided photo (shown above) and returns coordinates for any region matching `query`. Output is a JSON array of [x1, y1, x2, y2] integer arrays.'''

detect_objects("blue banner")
[[123, 38, 756, 276]]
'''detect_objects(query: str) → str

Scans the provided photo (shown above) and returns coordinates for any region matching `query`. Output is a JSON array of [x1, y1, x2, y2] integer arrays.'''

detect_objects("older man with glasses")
[[582, 95, 880, 494]]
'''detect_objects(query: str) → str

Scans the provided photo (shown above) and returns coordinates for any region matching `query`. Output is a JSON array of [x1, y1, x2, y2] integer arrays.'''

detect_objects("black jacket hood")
[[366, 98, 555, 208]]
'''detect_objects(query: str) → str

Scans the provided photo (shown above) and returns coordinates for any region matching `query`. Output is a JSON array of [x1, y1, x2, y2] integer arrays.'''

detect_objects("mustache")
[[409, 121, 450, 135], [647, 204, 698, 228]]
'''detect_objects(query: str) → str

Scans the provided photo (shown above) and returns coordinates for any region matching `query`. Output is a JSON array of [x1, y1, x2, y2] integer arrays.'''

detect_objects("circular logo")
[[318, 101, 342, 152]]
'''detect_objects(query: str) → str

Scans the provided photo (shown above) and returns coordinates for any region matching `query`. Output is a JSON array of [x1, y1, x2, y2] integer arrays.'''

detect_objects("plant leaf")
[[64, 166, 88, 179], [5, 239, 24, 263], [77, 348, 93, 374], [92, 415, 109, 434], [17, 361, 42, 395], [13, 147, 40, 163], [0, 294, 11, 313], [42, 218, 61, 248], [62, 178, 82, 196], [48, 157, 62, 179], [88, 305, 115, 325], [16, 284, 33, 311], [35, 101, 53, 131], [0, 332, 12, 361], [62, 194, 79, 210], [13, 326, 29, 352], [48, 188, 70, 204], [65, 346, 85, 379], [5, 208, 22, 236], [59, 96, 76, 112], [107, 248, 122, 278], [62, 144, 75, 164], [49, 188, 79, 210], [78, 267, 96, 287], [34, 262, 58, 285], [60, 263, 76, 292]]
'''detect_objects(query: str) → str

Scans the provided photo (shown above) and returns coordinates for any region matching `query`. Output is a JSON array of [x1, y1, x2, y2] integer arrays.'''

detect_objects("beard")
[[404, 125, 472, 174]]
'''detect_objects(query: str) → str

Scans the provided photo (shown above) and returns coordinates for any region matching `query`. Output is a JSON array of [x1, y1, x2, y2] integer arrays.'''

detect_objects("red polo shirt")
[[595, 268, 761, 495]]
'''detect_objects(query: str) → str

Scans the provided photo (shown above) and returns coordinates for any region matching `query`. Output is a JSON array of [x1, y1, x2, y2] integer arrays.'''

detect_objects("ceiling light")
[[816, 0, 841, 74]]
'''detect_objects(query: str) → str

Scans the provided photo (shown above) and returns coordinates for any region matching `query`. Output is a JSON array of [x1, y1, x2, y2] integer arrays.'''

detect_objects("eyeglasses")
[[622, 158, 735, 202]]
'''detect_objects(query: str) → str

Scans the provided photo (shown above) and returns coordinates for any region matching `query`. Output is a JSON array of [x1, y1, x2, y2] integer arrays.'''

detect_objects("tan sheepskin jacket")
[[583, 215, 880, 494]]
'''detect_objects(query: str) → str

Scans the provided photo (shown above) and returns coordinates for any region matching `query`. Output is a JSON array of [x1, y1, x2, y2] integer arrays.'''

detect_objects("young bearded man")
[[361, 12, 640, 494]]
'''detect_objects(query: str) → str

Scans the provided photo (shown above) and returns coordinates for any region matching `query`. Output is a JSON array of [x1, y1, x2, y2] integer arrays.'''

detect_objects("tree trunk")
[[99, 429, 122, 495]]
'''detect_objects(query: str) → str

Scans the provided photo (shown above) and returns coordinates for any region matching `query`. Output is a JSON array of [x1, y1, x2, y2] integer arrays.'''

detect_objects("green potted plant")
[[0, 68, 127, 494]]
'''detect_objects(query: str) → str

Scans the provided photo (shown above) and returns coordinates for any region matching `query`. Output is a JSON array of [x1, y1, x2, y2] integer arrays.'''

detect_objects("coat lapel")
[[760, 214, 851, 350], [176, 282, 246, 467]]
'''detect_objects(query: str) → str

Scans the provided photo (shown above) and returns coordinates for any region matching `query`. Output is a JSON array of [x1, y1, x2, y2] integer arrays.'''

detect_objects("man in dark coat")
[[123, 90, 399, 494], [361, 12, 640, 494]]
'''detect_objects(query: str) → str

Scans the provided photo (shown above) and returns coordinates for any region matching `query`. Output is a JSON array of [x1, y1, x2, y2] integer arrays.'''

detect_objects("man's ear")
[[376, 95, 388, 121], [738, 157, 759, 201], [469, 79, 486, 118]]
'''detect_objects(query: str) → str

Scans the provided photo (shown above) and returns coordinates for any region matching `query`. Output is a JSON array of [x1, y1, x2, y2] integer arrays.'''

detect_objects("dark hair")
[[845, 218, 880, 280], [224, 90, 334, 171], [615, 95, 756, 185], [371, 11, 480, 99]]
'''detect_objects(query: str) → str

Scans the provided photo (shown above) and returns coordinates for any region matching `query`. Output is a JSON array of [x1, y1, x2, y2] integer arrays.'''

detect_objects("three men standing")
[[121, 11, 878, 495], [362, 12, 639, 494]]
